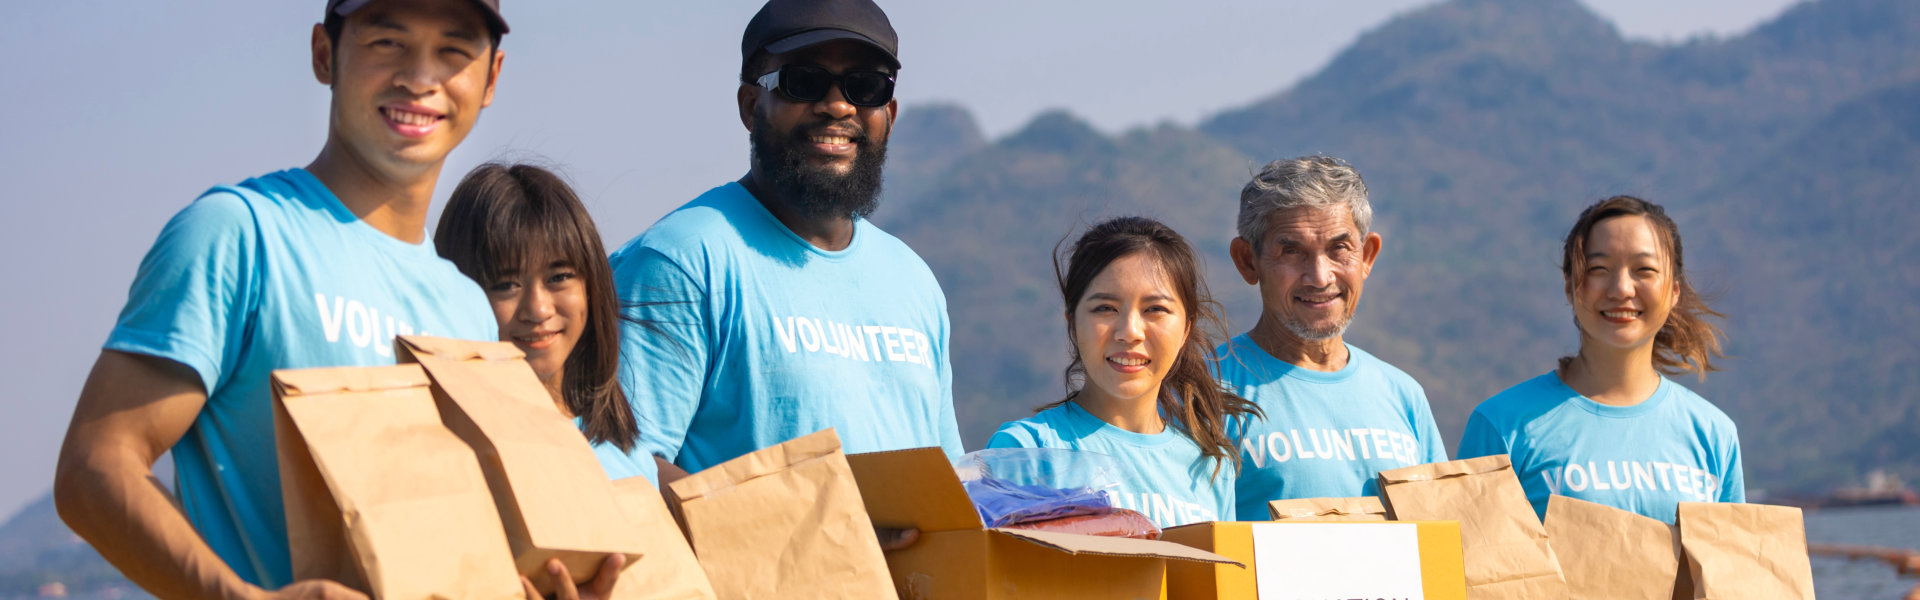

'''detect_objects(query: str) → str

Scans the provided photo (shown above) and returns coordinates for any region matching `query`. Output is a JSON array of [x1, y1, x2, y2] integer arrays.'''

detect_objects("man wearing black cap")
[[53, 2, 615, 599], [612, 0, 963, 492]]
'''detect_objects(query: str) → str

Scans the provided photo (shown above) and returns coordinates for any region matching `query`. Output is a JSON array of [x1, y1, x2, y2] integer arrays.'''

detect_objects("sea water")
[[1807, 504, 1920, 599]]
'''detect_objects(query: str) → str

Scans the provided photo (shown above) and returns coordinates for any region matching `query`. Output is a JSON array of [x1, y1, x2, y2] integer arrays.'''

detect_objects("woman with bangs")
[[988, 216, 1263, 528], [1459, 195, 1743, 524], [435, 162, 655, 485]]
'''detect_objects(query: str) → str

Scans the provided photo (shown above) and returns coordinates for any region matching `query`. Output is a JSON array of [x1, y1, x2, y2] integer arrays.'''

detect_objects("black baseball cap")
[[327, 0, 510, 36], [741, 0, 899, 72]]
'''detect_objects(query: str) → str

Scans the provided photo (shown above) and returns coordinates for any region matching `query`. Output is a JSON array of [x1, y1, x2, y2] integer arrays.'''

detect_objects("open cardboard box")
[[847, 447, 1241, 600], [1162, 520, 1468, 600]]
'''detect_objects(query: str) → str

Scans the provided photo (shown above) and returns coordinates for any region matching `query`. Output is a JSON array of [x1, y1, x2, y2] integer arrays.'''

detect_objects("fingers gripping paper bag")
[[1378, 455, 1569, 600], [1545, 496, 1681, 600], [1268, 496, 1389, 522], [1675, 502, 1815, 600], [665, 429, 894, 600], [394, 336, 646, 595], [606, 476, 718, 600], [272, 365, 523, 599]]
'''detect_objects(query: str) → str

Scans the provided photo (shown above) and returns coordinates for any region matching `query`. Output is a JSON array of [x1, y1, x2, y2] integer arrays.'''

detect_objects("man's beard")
[[750, 112, 887, 221], [1282, 287, 1354, 341]]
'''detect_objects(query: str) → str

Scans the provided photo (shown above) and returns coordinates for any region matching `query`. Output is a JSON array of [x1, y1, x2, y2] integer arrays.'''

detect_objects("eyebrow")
[[1274, 232, 1353, 247], [1085, 292, 1176, 303], [1585, 251, 1660, 260], [361, 15, 482, 43]]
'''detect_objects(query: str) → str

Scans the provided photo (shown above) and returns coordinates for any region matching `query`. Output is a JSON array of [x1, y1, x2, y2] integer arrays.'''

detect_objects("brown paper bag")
[[1267, 496, 1389, 521], [273, 365, 523, 600], [606, 476, 718, 600], [394, 336, 646, 595], [1545, 496, 1680, 600], [1378, 455, 1569, 600], [1675, 502, 1815, 600], [666, 429, 894, 600]]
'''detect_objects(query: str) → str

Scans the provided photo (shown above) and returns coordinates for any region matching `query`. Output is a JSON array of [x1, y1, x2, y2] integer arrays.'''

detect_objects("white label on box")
[[1251, 522, 1425, 600]]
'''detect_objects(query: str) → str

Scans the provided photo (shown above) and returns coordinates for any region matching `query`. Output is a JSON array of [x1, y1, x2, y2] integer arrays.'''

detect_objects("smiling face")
[[484, 255, 587, 386], [1070, 252, 1190, 409], [314, 0, 502, 180], [1234, 205, 1382, 344], [1571, 214, 1679, 355], [740, 39, 898, 220]]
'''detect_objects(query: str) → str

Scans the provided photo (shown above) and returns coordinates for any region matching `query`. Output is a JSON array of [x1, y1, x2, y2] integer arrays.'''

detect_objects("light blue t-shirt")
[[577, 417, 660, 484], [1218, 335, 1448, 519], [1458, 372, 1745, 524], [611, 182, 963, 473], [988, 402, 1233, 528], [102, 169, 497, 588]]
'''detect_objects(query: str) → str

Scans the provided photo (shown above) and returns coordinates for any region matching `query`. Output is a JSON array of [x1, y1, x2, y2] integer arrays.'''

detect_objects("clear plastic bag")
[[952, 448, 1124, 528]]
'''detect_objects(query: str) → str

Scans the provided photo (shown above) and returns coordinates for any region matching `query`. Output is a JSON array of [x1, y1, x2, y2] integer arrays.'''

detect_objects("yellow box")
[[848, 448, 1241, 600], [1162, 520, 1468, 600]]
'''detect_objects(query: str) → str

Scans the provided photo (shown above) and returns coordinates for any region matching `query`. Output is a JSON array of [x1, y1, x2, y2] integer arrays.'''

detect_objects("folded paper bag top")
[[394, 335, 647, 596], [1544, 495, 1680, 600], [666, 428, 897, 600], [1377, 455, 1569, 600], [1268, 496, 1388, 521], [272, 364, 524, 600], [1675, 502, 1815, 600]]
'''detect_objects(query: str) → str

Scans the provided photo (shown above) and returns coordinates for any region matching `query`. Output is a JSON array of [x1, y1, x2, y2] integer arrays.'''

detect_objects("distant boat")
[[1821, 470, 1920, 509]]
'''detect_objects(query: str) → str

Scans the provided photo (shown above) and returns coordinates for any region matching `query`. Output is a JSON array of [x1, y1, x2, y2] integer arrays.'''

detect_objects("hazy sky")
[[0, 0, 1799, 521]]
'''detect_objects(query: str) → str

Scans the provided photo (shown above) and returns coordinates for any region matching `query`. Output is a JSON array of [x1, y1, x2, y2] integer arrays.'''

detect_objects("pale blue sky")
[[0, 0, 1799, 520]]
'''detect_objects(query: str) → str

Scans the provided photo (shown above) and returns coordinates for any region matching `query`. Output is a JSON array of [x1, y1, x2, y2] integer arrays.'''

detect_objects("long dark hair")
[[1048, 216, 1262, 479], [434, 163, 639, 452], [1560, 195, 1727, 379]]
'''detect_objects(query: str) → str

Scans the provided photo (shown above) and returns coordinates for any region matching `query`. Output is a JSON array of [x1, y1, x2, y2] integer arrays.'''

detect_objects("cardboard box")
[[847, 447, 1241, 600], [1162, 520, 1468, 600]]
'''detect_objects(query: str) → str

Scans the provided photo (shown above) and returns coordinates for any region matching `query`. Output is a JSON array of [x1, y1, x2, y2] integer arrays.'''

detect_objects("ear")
[[311, 23, 334, 86], [1229, 237, 1260, 285], [480, 49, 505, 108], [737, 85, 759, 133], [1359, 231, 1383, 276]]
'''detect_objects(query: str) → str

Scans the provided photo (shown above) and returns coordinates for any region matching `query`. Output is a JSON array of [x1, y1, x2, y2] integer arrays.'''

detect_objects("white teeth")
[[1110, 357, 1148, 366], [385, 108, 434, 126], [1603, 311, 1639, 319], [811, 136, 850, 144]]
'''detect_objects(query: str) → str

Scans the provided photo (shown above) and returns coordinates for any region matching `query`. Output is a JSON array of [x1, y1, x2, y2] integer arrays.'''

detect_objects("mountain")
[[0, 493, 152, 599], [884, 0, 1920, 493]]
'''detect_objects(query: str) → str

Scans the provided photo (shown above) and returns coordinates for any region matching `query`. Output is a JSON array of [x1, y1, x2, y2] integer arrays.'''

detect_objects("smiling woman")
[[433, 162, 655, 485], [986, 216, 1263, 528], [1458, 195, 1744, 525]]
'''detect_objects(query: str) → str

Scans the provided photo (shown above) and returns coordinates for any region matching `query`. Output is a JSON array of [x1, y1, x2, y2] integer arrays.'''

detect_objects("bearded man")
[[610, 0, 961, 488], [1218, 156, 1449, 520]]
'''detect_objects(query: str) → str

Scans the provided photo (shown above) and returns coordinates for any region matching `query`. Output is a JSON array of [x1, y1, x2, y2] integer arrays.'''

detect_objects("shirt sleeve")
[[934, 303, 965, 459], [985, 426, 1038, 449], [614, 246, 711, 464], [1717, 423, 1746, 503], [1408, 384, 1450, 463], [102, 191, 260, 395], [1455, 408, 1509, 461]]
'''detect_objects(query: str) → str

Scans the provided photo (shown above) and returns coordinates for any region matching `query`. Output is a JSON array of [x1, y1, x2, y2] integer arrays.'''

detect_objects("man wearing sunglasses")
[[611, 0, 962, 497]]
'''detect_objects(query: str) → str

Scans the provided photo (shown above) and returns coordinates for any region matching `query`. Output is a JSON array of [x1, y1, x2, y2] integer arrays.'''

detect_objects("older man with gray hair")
[[1218, 155, 1447, 520]]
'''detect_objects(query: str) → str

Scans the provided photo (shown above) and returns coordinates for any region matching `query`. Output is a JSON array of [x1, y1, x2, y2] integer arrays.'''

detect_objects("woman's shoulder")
[[987, 405, 1077, 449], [1659, 378, 1739, 432], [1472, 373, 1577, 424]]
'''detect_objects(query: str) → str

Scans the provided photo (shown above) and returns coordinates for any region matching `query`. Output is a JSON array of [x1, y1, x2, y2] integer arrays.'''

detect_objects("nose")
[[1303, 254, 1337, 288], [516, 283, 555, 324], [1113, 310, 1146, 344], [391, 46, 445, 96], [1604, 269, 1634, 300], [810, 81, 857, 120]]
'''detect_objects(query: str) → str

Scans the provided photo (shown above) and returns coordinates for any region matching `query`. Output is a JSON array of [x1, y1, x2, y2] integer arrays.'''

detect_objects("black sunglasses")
[[755, 64, 896, 108]]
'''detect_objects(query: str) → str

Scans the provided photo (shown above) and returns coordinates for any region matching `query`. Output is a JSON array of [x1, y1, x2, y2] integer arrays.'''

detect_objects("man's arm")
[[53, 350, 364, 600]]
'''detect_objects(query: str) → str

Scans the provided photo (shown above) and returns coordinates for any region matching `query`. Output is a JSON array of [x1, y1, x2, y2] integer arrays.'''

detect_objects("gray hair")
[[1236, 156, 1372, 253]]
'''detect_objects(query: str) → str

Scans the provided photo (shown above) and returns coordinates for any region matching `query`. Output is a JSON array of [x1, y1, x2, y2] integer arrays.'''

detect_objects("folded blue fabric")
[[962, 476, 1114, 528]]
